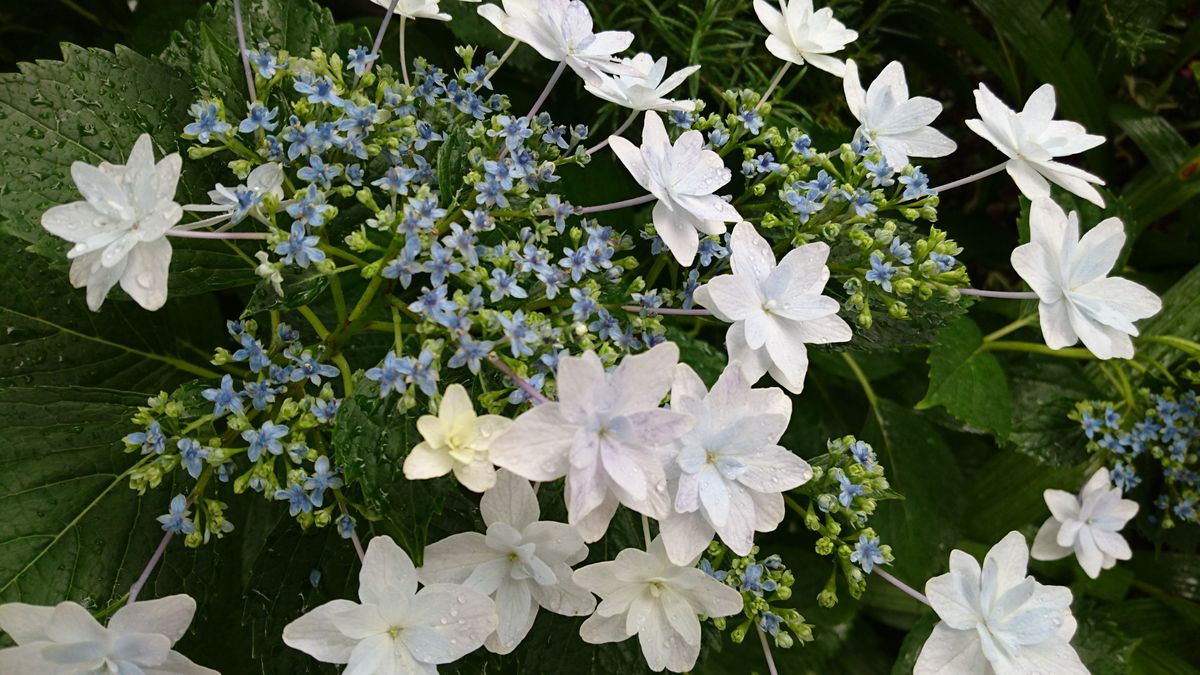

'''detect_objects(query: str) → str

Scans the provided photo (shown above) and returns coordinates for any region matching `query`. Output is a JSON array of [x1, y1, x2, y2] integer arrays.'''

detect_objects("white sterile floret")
[[478, 0, 636, 85], [0, 595, 217, 674], [181, 162, 285, 229], [1032, 468, 1139, 579], [752, 0, 859, 77], [694, 221, 852, 394], [1011, 199, 1162, 360], [659, 361, 813, 565], [40, 133, 183, 312], [405, 383, 512, 493], [419, 470, 595, 654], [584, 53, 700, 112], [283, 535, 497, 674], [609, 112, 741, 266], [967, 83, 1108, 206], [369, 0, 453, 21], [916, 531, 1087, 674], [842, 59, 957, 169], [489, 341, 693, 543], [573, 537, 743, 673]]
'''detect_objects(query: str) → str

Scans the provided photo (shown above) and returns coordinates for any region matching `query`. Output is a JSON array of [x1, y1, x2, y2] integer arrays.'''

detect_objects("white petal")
[[359, 536, 417, 605], [609, 135, 652, 192], [913, 623, 988, 675], [489, 404, 574, 481], [44, 602, 106, 643], [412, 584, 498, 661], [925, 552, 982, 631], [0, 603, 56, 644], [281, 599, 361, 664], [1043, 489, 1080, 522], [418, 532, 503, 588], [729, 221, 777, 286], [843, 59, 866, 121], [530, 563, 597, 616], [109, 594, 196, 644], [452, 458, 497, 493], [120, 237, 172, 311], [1006, 158, 1052, 201], [659, 510, 717, 566], [403, 443, 453, 480], [579, 612, 630, 644], [1030, 518, 1072, 561], [481, 469, 540, 529], [610, 340, 680, 416], [652, 199, 699, 266], [488, 579, 535, 654]]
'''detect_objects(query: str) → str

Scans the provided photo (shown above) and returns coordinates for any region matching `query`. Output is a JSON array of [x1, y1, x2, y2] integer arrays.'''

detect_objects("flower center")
[[762, 299, 778, 314]]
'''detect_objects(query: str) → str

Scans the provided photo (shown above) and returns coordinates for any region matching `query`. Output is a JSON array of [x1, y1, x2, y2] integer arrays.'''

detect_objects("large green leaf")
[[0, 44, 257, 295], [0, 387, 167, 605], [862, 399, 963, 584], [917, 316, 1011, 439], [964, 448, 1081, 544], [0, 234, 223, 391], [160, 0, 354, 118], [1000, 354, 1100, 466], [1137, 262, 1200, 372]]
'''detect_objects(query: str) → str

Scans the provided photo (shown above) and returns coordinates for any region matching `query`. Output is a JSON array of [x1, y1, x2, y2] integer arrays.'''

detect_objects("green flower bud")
[[187, 145, 225, 160], [893, 277, 915, 296], [887, 301, 909, 319], [920, 206, 939, 221], [815, 537, 834, 556], [730, 620, 750, 644], [774, 632, 794, 649], [817, 587, 838, 608], [184, 531, 203, 548]]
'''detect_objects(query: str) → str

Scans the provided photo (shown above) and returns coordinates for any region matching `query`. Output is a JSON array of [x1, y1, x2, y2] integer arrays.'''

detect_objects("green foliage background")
[[0, 0, 1197, 673]]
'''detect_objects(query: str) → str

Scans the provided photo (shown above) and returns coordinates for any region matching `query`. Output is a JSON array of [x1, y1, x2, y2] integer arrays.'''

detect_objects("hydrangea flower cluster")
[[699, 543, 814, 650], [1073, 389, 1199, 527], [124, 320, 347, 544], [791, 436, 896, 605]]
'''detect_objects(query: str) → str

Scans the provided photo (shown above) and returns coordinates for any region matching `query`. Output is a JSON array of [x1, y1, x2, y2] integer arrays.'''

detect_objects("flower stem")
[[873, 567, 931, 607], [481, 39, 520, 89], [641, 515, 653, 549], [983, 341, 1095, 360], [930, 162, 1007, 193], [399, 16, 410, 87], [586, 109, 640, 154], [756, 624, 780, 675], [349, 526, 366, 562], [576, 194, 656, 215], [755, 62, 792, 112], [166, 229, 270, 240], [983, 313, 1038, 343], [841, 352, 878, 410], [527, 61, 567, 119], [959, 288, 1039, 300], [232, 0, 258, 101], [620, 305, 712, 316], [487, 354, 550, 404], [127, 530, 174, 604], [368, 0, 401, 72]]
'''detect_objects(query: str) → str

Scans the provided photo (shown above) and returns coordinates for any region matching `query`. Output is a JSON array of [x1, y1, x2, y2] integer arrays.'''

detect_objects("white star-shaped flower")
[[1032, 468, 1138, 579], [181, 162, 285, 229], [0, 595, 216, 674], [478, 0, 636, 85], [283, 535, 497, 674], [694, 221, 852, 394], [660, 362, 812, 564], [1011, 199, 1161, 360], [489, 342, 693, 542], [916, 531, 1087, 675], [404, 383, 512, 493], [370, 0, 473, 21], [419, 470, 596, 654], [609, 112, 741, 266], [752, 0, 858, 77], [843, 59, 956, 169], [40, 134, 182, 312], [584, 53, 700, 112], [967, 83, 1107, 206], [574, 537, 743, 673]]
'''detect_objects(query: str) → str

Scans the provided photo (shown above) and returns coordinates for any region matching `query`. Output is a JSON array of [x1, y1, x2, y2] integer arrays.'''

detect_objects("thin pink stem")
[[166, 229, 270, 240], [874, 567, 932, 606], [367, 0, 402, 72], [959, 288, 1040, 300], [576, 194, 656, 215], [931, 162, 1007, 193], [349, 528, 366, 562], [527, 62, 567, 119], [586, 109, 640, 154], [756, 624, 780, 675], [127, 531, 174, 604], [232, 0, 258, 101], [487, 355, 550, 404], [621, 305, 711, 316]]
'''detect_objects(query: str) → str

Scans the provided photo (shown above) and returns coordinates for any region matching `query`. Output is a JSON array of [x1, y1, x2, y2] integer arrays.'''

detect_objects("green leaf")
[[331, 374, 460, 562], [1000, 354, 1100, 466], [1137, 262, 1200, 374], [862, 399, 963, 583], [243, 268, 331, 316], [918, 316, 1012, 439], [964, 448, 1082, 544], [160, 0, 354, 118], [437, 126, 475, 206], [0, 387, 165, 604], [0, 44, 257, 295], [665, 326, 727, 386], [0, 235, 223, 391], [1111, 104, 1191, 175], [968, 0, 1107, 133]]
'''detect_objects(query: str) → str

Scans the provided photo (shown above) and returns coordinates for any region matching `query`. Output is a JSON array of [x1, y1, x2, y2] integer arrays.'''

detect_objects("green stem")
[[391, 306, 404, 352], [983, 341, 1095, 360], [297, 305, 331, 340], [983, 313, 1038, 343], [841, 352, 878, 410], [332, 354, 354, 398], [329, 273, 348, 324]]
